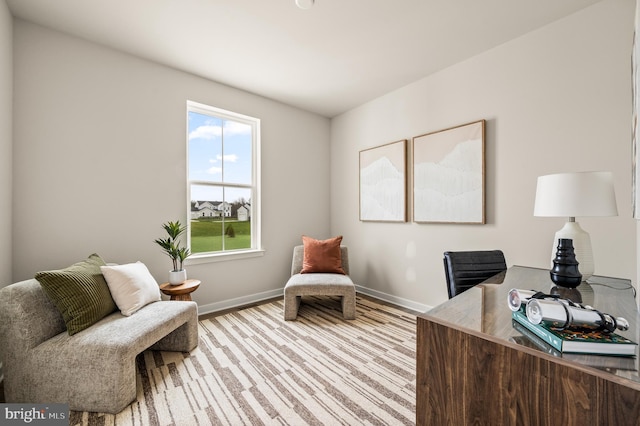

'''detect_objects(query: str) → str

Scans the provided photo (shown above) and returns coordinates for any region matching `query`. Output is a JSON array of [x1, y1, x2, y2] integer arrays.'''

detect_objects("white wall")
[[331, 0, 637, 309], [12, 20, 331, 307], [0, 0, 12, 287], [10, 1, 638, 312]]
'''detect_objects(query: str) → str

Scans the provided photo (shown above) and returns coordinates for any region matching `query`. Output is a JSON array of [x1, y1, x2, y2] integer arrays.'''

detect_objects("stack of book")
[[511, 309, 637, 356]]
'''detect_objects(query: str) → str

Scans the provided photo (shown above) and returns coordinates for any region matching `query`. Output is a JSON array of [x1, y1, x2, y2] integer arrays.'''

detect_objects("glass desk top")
[[422, 265, 640, 380]]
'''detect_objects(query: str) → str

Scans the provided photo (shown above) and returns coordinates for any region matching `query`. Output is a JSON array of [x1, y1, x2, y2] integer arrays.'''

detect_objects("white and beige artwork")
[[359, 140, 407, 222], [413, 120, 485, 223]]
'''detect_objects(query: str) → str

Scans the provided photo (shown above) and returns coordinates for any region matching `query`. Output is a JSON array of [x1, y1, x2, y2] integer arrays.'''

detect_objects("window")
[[187, 101, 260, 259]]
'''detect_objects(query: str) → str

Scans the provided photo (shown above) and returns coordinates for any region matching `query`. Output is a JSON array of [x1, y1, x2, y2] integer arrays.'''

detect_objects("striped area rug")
[[70, 296, 417, 425]]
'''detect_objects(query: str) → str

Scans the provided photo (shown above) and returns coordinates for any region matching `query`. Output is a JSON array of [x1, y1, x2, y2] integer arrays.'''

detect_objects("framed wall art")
[[412, 120, 485, 224], [359, 139, 407, 222]]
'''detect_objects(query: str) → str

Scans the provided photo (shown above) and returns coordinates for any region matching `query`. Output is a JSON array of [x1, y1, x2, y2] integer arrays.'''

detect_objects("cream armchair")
[[284, 245, 356, 320]]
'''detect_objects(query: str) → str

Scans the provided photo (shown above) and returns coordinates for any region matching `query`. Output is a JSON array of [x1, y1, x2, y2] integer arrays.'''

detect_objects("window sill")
[[185, 249, 265, 265]]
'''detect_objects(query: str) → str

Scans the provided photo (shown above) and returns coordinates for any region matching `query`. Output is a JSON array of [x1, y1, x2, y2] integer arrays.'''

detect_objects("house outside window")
[[187, 101, 261, 259]]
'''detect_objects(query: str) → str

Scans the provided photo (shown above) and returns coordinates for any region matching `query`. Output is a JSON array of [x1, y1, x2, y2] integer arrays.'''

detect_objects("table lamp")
[[533, 171, 618, 281]]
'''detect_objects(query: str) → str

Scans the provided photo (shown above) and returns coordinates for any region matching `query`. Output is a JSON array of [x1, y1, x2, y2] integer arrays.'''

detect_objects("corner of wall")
[[0, 0, 12, 287]]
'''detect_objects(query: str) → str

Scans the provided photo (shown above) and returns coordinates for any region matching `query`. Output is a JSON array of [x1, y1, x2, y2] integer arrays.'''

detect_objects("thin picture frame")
[[359, 139, 407, 222], [412, 120, 485, 224]]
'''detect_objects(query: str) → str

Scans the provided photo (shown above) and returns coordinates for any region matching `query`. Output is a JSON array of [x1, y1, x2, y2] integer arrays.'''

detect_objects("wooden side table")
[[159, 279, 201, 301]]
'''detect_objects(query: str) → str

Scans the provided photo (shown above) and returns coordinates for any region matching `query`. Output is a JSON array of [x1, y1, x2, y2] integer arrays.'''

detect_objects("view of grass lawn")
[[190, 219, 251, 253]]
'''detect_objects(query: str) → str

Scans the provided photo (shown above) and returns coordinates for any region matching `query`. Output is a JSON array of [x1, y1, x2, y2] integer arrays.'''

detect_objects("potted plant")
[[154, 220, 191, 285]]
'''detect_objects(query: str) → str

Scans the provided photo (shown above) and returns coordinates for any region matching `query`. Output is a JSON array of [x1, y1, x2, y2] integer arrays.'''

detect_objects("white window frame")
[[185, 100, 263, 264]]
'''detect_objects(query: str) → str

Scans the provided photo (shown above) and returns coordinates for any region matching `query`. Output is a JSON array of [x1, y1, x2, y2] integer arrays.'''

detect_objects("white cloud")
[[209, 154, 239, 164], [204, 155, 238, 174], [224, 121, 251, 136], [189, 125, 220, 140], [221, 154, 238, 162], [189, 121, 251, 141]]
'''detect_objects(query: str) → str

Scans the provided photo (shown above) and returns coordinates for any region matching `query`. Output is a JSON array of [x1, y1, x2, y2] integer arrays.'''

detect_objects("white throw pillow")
[[100, 262, 161, 316]]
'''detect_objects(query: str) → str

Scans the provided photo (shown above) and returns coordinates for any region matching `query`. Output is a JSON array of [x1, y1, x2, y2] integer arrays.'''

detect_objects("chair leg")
[[342, 291, 356, 320], [284, 294, 301, 320]]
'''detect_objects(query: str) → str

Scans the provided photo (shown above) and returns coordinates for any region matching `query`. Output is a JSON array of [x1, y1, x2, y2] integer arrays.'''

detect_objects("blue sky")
[[188, 111, 252, 204]]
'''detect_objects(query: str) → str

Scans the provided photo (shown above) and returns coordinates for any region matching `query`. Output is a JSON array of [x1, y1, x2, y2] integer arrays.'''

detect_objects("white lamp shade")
[[534, 171, 618, 218], [533, 171, 618, 281]]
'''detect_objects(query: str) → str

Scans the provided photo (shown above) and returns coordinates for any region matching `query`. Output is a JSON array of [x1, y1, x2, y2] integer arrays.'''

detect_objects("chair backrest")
[[443, 250, 507, 299], [291, 245, 350, 275], [0, 279, 67, 400]]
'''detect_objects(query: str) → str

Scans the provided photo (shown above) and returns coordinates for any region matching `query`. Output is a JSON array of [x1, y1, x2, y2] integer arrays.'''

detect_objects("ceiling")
[[6, 0, 602, 117]]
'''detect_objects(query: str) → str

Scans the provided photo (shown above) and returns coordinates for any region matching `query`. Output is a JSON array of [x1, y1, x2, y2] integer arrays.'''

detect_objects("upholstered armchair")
[[284, 244, 356, 320]]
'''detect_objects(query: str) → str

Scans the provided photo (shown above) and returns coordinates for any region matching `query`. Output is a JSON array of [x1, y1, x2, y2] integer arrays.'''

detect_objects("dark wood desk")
[[417, 266, 640, 425]]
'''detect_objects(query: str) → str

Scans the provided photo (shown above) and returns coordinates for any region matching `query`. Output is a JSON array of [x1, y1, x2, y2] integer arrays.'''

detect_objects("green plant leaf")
[[154, 220, 190, 271]]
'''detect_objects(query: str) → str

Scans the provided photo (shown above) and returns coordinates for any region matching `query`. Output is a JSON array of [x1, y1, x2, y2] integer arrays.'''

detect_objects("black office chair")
[[443, 250, 507, 299]]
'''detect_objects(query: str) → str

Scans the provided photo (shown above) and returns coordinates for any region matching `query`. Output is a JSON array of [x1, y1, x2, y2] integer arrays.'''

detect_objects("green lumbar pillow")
[[35, 253, 117, 335]]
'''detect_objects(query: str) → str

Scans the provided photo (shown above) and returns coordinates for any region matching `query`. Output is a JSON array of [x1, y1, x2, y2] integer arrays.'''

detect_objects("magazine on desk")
[[511, 309, 637, 356], [511, 320, 638, 371]]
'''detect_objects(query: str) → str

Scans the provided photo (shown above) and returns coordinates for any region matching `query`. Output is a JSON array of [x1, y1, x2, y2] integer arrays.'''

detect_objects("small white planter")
[[169, 269, 187, 285]]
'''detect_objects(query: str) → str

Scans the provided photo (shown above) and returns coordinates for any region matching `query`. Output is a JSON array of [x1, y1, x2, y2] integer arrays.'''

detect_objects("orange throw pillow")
[[301, 235, 346, 274]]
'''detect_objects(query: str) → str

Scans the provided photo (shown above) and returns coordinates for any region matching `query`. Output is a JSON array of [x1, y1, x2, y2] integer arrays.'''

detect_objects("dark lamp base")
[[549, 272, 582, 288]]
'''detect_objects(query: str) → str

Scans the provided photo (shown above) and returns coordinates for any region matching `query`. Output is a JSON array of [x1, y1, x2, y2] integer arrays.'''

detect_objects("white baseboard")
[[196, 285, 431, 316], [197, 288, 284, 316], [354, 284, 432, 313]]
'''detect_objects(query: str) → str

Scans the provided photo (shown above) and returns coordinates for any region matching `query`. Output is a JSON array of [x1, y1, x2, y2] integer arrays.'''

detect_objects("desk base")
[[416, 315, 640, 425]]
